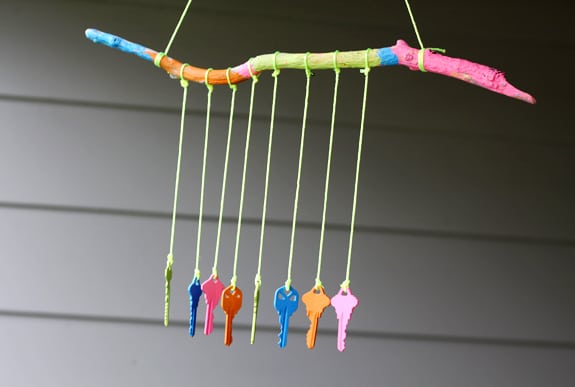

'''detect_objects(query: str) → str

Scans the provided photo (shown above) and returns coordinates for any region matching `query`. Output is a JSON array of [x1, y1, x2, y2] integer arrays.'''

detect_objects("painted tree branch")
[[85, 28, 535, 104]]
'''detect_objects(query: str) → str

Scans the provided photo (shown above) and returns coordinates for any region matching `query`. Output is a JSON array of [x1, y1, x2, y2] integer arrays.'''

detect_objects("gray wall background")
[[1, 0, 574, 386]]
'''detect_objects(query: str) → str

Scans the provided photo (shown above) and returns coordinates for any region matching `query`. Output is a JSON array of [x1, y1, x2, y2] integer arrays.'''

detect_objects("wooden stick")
[[85, 28, 535, 104]]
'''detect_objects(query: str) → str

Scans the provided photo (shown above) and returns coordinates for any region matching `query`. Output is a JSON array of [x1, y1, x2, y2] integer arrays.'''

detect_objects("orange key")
[[221, 285, 242, 346], [302, 286, 331, 349]]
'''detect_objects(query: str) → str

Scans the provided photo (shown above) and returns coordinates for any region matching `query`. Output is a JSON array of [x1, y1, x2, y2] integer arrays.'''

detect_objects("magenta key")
[[330, 287, 359, 352], [201, 274, 225, 335]]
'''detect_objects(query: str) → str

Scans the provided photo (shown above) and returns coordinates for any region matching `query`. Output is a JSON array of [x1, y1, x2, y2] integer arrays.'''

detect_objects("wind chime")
[[85, 0, 535, 352]]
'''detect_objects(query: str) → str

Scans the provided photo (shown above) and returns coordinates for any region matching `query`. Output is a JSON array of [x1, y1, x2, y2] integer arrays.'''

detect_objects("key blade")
[[204, 304, 215, 335], [224, 314, 234, 346], [306, 314, 320, 349], [279, 308, 291, 348], [337, 313, 350, 352], [201, 275, 225, 335], [189, 305, 198, 337], [188, 278, 203, 337]]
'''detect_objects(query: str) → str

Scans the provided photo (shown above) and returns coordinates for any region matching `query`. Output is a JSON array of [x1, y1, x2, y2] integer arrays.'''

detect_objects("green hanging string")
[[212, 69, 237, 278], [285, 52, 312, 292], [231, 64, 259, 290], [255, 52, 281, 291], [164, 0, 194, 56], [193, 69, 214, 280], [315, 51, 341, 290], [402, 0, 446, 72], [250, 55, 280, 344], [341, 51, 371, 291], [164, 64, 190, 327], [403, 0, 425, 50]]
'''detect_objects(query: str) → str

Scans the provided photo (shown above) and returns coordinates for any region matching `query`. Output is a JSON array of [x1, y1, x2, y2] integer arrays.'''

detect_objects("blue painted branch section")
[[85, 29, 154, 62], [378, 47, 399, 66]]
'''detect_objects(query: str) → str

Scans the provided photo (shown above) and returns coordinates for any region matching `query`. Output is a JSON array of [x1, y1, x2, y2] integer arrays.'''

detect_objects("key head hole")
[[278, 293, 285, 300], [290, 295, 297, 302], [313, 287, 326, 295]]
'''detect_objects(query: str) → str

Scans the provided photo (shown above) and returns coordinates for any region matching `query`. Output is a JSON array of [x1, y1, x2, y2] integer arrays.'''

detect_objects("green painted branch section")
[[250, 50, 381, 71]]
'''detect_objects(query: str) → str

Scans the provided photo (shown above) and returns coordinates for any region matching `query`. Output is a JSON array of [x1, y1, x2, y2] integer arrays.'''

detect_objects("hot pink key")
[[201, 274, 225, 335], [330, 287, 359, 352]]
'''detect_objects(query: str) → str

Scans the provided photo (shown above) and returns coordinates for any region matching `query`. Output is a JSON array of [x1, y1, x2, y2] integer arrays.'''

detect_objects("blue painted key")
[[188, 277, 203, 337], [273, 285, 299, 348]]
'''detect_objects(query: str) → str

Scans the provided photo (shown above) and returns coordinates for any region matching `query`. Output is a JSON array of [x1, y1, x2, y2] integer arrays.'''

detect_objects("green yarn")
[[403, 0, 425, 49], [342, 50, 371, 290], [285, 52, 312, 292], [232, 66, 259, 290], [315, 51, 341, 290], [164, 65, 190, 326], [163, 0, 194, 55], [212, 69, 237, 277], [193, 69, 215, 280], [255, 54, 280, 291]]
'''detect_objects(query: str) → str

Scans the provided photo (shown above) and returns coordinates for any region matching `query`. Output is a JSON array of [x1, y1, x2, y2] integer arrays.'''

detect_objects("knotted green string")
[[230, 61, 261, 344], [232, 63, 259, 291], [341, 51, 371, 291], [212, 69, 237, 279], [164, 63, 190, 327], [164, 0, 194, 55], [255, 52, 281, 290], [402, 0, 445, 72], [192, 69, 214, 281], [154, 0, 193, 69], [285, 52, 312, 292], [315, 51, 340, 290]]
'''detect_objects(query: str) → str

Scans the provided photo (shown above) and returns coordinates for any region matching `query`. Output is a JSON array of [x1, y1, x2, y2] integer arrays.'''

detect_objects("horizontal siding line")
[[2, 309, 575, 350], [2, 201, 574, 248], [1, 94, 573, 146]]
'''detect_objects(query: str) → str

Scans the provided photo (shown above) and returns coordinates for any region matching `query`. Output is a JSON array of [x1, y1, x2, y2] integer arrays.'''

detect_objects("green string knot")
[[247, 59, 259, 83], [285, 278, 292, 292], [154, 52, 166, 68], [314, 278, 323, 290], [333, 50, 341, 74], [304, 52, 313, 78], [254, 273, 262, 288], [225, 67, 237, 90], [340, 279, 351, 291], [178, 63, 189, 87], [272, 51, 281, 77], [417, 47, 446, 72], [204, 68, 214, 92]]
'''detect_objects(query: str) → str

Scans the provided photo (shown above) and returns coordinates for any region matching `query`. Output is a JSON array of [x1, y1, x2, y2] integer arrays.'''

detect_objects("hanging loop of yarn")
[[333, 50, 341, 74], [180, 63, 189, 87], [226, 67, 237, 90], [304, 51, 312, 77], [272, 51, 281, 77], [341, 47, 372, 292], [204, 67, 214, 91], [247, 58, 259, 83], [154, 52, 166, 68]]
